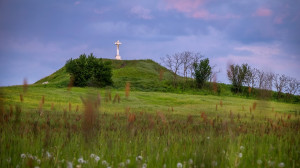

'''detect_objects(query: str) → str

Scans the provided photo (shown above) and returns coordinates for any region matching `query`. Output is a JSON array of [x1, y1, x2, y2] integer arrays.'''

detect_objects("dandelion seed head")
[[257, 159, 262, 165], [278, 162, 285, 168], [207, 137, 210, 140], [126, 159, 131, 164], [142, 163, 147, 168], [189, 159, 193, 164], [177, 162, 183, 168], [6, 157, 11, 163], [95, 156, 100, 162], [21, 154, 26, 159], [102, 160, 108, 166], [240, 146, 245, 150], [90, 154, 95, 158], [119, 162, 125, 167], [136, 155, 143, 161], [37, 159, 41, 164], [67, 162, 73, 168], [238, 153, 243, 158]]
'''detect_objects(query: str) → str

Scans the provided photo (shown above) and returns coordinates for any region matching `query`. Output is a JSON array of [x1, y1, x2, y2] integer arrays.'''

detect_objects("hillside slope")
[[35, 59, 174, 90]]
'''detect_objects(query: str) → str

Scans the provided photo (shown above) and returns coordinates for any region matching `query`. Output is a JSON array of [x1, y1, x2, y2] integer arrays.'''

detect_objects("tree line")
[[162, 51, 300, 99]]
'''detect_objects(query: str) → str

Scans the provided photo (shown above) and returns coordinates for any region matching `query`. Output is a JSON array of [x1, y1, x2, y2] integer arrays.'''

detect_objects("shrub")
[[65, 53, 113, 87]]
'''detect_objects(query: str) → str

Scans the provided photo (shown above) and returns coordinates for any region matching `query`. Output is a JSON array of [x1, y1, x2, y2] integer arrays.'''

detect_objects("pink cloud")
[[253, 8, 272, 17], [164, 0, 205, 13], [163, 0, 239, 20]]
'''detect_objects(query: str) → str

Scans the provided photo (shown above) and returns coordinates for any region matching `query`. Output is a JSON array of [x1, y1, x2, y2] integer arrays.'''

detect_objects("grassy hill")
[[35, 59, 174, 91]]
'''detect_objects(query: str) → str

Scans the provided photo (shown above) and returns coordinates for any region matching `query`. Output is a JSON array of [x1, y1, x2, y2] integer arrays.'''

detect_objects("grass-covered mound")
[[35, 59, 174, 91]]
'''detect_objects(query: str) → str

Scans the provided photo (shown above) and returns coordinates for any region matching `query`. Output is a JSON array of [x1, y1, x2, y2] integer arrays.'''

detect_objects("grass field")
[[0, 86, 299, 168]]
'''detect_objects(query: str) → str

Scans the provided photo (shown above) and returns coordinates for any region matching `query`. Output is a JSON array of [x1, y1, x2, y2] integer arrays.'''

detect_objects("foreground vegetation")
[[0, 86, 299, 167]]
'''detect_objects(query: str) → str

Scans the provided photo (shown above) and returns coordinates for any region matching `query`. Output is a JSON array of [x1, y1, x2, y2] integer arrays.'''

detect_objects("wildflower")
[[177, 162, 183, 168], [7, 157, 11, 163], [46, 151, 52, 159], [37, 159, 41, 164], [102, 160, 108, 166], [126, 159, 131, 164], [95, 156, 100, 162], [142, 163, 147, 168], [90, 154, 95, 158], [238, 153, 243, 158], [188, 159, 193, 165], [257, 159, 262, 165], [78, 157, 86, 164], [67, 162, 73, 168], [207, 137, 210, 140], [119, 162, 125, 167], [278, 162, 285, 167], [21, 154, 26, 159], [136, 155, 143, 161], [240, 146, 245, 150], [212, 161, 218, 167], [163, 164, 166, 168]]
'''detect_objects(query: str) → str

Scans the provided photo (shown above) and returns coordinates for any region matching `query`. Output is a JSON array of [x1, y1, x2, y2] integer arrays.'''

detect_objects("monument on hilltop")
[[114, 40, 122, 60]]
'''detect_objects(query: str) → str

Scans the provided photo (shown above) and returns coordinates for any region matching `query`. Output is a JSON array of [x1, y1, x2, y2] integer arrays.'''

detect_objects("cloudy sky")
[[0, 0, 299, 86]]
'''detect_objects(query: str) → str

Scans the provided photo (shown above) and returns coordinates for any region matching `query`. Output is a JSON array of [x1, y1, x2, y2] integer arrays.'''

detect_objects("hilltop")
[[35, 59, 174, 91]]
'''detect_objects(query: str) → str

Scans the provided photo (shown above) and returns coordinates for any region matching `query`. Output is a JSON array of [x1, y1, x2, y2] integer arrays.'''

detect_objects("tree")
[[273, 74, 288, 99], [285, 77, 300, 96], [161, 53, 183, 87], [227, 63, 250, 93], [193, 58, 212, 88], [65, 53, 113, 87], [180, 51, 193, 82]]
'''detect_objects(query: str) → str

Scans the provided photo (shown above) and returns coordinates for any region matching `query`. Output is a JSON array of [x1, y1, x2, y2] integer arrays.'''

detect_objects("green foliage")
[[65, 53, 113, 87], [227, 64, 250, 93], [193, 58, 212, 88]]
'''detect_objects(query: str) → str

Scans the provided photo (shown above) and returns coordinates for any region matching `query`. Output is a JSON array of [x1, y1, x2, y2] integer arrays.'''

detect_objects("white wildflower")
[[90, 154, 95, 158], [95, 156, 100, 162], [240, 146, 245, 150], [163, 164, 166, 168], [67, 161, 73, 168], [142, 163, 147, 168], [21, 154, 26, 159], [257, 159, 262, 165], [7, 157, 11, 163], [177, 162, 183, 168], [207, 137, 210, 140], [188, 159, 193, 165], [102, 160, 108, 166], [37, 159, 41, 164], [46, 151, 52, 159], [119, 162, 125, 167], [126, 159, 131, 164], [78, 157, 86, 164], [136, 155, 143, 161], [278, 162, 285, 167], [238, 153, 243, 158]]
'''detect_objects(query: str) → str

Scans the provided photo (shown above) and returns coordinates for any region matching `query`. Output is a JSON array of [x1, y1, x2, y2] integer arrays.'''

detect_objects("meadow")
[[0, 85, 299, 168]]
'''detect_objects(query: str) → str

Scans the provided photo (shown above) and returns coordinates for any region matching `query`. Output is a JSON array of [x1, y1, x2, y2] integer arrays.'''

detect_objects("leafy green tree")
[[65, 53, 113, 87], [227, 63, 250, 93], [193, 58, 212, 88]]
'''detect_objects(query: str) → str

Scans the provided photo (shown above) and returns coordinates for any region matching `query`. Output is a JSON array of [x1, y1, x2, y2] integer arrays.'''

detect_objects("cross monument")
[[114, 40, 122, 60]]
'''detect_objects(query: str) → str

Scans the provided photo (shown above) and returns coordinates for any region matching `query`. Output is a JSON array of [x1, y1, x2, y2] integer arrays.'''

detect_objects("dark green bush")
[[65, 53, 113, 87]]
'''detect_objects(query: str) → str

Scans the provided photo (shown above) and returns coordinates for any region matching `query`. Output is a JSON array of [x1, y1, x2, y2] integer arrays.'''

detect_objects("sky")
[[0, 0, 299, 86]]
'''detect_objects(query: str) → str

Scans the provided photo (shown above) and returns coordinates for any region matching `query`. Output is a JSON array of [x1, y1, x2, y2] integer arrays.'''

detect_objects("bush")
[[65, 53, 113, 87]]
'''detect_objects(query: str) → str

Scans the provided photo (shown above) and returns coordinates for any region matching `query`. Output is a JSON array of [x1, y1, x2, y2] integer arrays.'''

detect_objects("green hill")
[[35, 59, 174, 91]]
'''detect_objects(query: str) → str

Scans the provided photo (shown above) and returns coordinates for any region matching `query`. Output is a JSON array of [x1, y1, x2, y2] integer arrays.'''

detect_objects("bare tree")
[[256, 69, 265, 89], [273, 74, 288, 99], [161, 53, 183, 87], [180, 51, 193, 82], [189, 53, 203, 78], [244, 67, 258, 89], [285, 77, 300, 96]]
